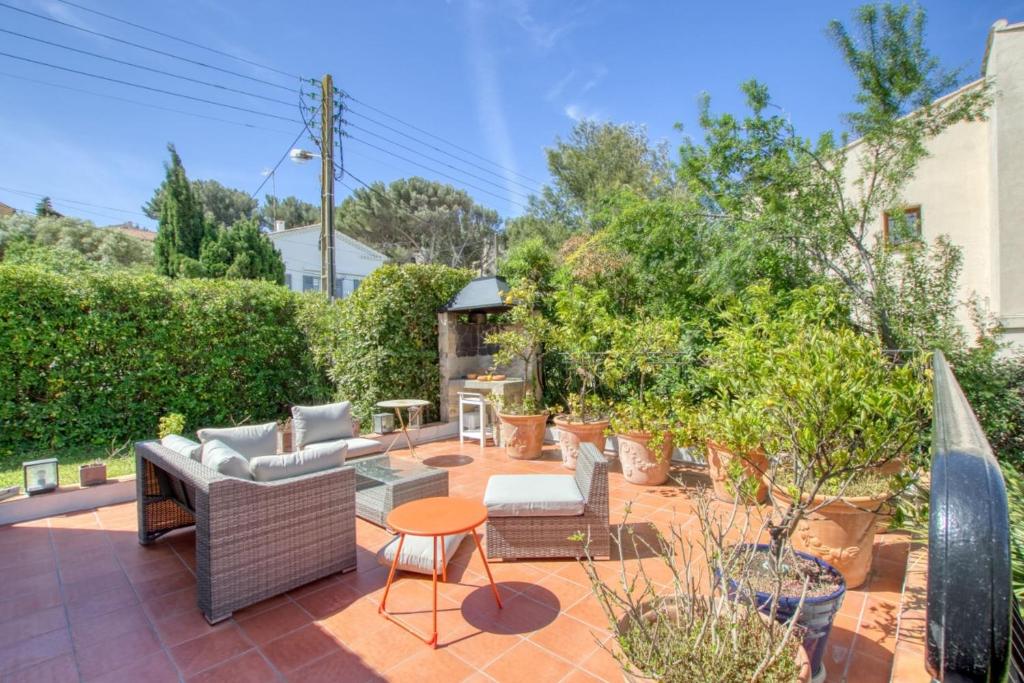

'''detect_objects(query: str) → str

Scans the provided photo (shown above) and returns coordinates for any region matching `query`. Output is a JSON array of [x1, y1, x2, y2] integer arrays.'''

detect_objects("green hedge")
[[0, 264, 329, 451], [301, 264, 472, 425]]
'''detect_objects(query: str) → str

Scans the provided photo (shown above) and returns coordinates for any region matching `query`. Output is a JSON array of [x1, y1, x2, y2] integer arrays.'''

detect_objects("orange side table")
[[379, 497, 503, 647]]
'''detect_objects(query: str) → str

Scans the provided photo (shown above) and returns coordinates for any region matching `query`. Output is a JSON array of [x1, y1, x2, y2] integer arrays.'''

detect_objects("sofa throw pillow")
[[291, 401, 354, 448], [197, 422, 277, 459], [248, 441, 348, 482], [160, 434, 202, 462], [377, 533, 466, 575], [201, 439, 252, 480]]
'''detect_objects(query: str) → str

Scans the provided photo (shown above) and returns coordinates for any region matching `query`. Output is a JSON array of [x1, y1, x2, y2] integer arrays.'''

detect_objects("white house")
[[845, 19, 1024, 345], [266, 221, 387, 297]]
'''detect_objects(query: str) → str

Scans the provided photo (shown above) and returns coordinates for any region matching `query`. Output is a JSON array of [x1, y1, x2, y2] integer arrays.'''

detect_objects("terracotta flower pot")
[[554, 417, 609, 470], [772, 488, 888, 589], [617, 600, 811, 683], [706, 440, 768, 503], [78, 463, 107, 487], [497, 412, 547, 460], [617, 431, 672, 486]]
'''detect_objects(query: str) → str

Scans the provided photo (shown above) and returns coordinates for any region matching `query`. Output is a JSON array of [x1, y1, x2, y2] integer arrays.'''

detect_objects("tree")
[[0, 214, 153, 269], [153, 144, 213, 277], [145, 178, 258, 228], [260, 195, 319, 230], [199, 219, 285, 283], [336, 177, 500, 269], [678, 4, 989, 350], [34, 197, 61, 218]]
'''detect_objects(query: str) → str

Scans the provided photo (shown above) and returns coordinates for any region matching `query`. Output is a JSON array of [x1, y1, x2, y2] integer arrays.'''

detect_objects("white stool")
[[458, 392, 495, 453]]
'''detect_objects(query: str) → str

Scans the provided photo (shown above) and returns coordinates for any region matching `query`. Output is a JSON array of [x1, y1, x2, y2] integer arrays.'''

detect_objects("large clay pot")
[[617, 599, 811, 683], [553, 417, 609, 470], [706, 440, 769, 503], [772, 488, 888, 589], [497, 412, 547, 460], [617, 431, 672, 486]]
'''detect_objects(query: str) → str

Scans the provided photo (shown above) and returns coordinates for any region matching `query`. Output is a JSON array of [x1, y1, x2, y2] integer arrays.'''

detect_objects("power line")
[[251, 126, 310, 199], [0, 70, 296, 134], [346, 135, 529, 209], [0, 1, 299, 94], [348, 96, 543, 186], [346, 121, 533, 201], [0, 185, 148, 218], [0, 28, 295, 108], [346, 106, 541, 194], [51, 0, 303, 82], [0, 51, 303, 123]]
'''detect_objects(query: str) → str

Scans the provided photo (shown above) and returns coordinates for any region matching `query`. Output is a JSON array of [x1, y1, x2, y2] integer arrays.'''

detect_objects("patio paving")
[[0, 438, 922, 682]]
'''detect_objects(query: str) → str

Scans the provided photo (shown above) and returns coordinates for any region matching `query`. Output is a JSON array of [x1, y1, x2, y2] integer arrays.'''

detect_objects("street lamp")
[[289, 148, 318, 163], [288, 145, 335, 299]]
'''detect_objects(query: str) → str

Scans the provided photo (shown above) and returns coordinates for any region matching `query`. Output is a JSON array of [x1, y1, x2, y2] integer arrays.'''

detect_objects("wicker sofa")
[[484, 442, 610, 560], [135, 440, 357, 624]]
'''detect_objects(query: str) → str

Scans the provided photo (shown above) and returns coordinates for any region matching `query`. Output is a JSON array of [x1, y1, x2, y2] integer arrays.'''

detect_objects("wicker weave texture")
[[136, 441, 357, 624], [485, 442, 610, 560]]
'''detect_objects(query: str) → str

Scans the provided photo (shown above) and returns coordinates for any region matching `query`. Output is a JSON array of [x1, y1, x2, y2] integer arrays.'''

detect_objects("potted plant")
[[79, 462, 107, 487], [610, 395, 674, 486], [485, 282, 553, 460], [552, 347, 611, 469], [577, 494, 811, 682], [695, 398, 769, 504]]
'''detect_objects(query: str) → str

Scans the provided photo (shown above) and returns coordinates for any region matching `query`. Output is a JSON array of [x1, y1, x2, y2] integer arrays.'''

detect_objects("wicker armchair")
[[485, 442, 610, 560], [136, 441, 357, 624]]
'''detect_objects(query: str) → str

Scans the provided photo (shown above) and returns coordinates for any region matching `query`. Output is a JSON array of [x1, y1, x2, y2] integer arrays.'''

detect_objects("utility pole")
[[319, 74, 336, 299]]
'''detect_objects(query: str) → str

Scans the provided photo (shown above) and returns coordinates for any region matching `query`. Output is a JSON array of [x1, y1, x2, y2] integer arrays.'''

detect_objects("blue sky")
[[0, 0, 1020, 229]]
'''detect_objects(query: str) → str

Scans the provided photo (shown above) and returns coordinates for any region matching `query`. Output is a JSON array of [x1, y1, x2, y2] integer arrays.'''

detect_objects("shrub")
[[0, 264, 328, 452], [304, 264, 471, 426]]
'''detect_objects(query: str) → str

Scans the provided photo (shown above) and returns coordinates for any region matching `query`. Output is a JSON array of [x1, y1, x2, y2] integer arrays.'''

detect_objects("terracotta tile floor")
[[0, 439, 919, 682]]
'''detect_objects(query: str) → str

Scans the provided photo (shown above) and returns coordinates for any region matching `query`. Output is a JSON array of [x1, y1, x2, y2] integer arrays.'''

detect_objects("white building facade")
[[846, 19, 1024, 345], [266, 222, 387, 297]]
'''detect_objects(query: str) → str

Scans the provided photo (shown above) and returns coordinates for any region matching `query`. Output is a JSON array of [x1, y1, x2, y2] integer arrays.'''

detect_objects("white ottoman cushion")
[[377, 533, 466, 574], [483, 474, 585, 517]]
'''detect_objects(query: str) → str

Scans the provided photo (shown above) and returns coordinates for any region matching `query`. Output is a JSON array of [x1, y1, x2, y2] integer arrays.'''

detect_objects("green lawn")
[[0, 442, 136, 490]]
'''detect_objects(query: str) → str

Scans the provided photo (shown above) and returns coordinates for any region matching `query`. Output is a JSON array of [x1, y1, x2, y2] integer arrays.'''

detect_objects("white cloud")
[[546, 69, 576, 101], [465, 1, 520, 207], [564, 103, 604, 122]]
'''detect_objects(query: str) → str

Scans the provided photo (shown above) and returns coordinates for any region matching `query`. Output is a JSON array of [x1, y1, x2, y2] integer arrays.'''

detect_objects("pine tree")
[[153, 144, 212, 277], [34, 197, 60, 217]]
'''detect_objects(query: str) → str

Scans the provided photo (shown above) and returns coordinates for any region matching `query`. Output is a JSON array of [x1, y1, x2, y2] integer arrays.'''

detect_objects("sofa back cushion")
[[291, 401, 354, 448], [248, 441, 348, 482], [160, 434, 202, 462], [197, 422, 277, 459], [201, 439, 252, 479]]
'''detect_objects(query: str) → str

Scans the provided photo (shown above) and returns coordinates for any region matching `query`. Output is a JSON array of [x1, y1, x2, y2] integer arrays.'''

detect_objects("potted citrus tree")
[[485, 282, 552, 460], [695, 398, 769, 504]]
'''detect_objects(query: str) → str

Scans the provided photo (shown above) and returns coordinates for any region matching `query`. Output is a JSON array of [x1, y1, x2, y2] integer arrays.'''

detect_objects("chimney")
[[274, 220, 286, 232]]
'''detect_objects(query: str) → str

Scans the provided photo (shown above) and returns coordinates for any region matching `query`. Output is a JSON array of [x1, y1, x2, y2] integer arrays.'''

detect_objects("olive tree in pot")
[[552, 341, 611, 469], [485, 282, 553, 460], [577, 493, 811, 682]]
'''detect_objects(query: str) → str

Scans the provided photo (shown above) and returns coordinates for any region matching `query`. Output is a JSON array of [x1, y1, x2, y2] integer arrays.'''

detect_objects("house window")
[[335, 277, 345, 296], [302, 275, 320, 292], [284, 273, 292, 290], [883, 206, 922, 247], [352, 278, 361, 291]]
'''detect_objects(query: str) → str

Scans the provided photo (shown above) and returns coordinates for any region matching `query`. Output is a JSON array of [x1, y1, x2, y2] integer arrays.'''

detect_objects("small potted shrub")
[[695, 398, 768, 504], [486, 283, 552, 460], [610, 395, 674, 486], [552, 354, 611, 469], [578, 494, 811, 682]]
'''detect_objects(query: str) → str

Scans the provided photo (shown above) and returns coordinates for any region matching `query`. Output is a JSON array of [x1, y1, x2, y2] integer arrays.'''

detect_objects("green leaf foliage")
[[300, 263, 472, 426], [199, 219, 285, 284], [0, 264, 329, 452]]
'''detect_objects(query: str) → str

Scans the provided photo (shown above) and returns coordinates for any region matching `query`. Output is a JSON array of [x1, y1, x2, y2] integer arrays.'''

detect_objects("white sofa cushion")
[[377, 533, 466, 575], [483, 474, 585, 517], [248, 441, 348, 482], [160, 434, 201, 462], [201, 439, 252, 480], [292, 401, 354, 448], [197, 422, 277, 459]]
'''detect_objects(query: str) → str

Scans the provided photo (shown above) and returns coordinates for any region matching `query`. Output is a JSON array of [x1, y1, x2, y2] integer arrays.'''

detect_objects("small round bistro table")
[[376, 398, 431, 459], [378, 497, 503, 648]]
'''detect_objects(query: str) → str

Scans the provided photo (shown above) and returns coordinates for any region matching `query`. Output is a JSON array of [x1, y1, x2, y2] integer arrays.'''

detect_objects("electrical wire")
[[51, 0, 303, 82], [346, 121, 533, 201], [0, 51, 303, 123], [0, 70, 296, 134], [0, 0, 299, 93], [346, 136, 529, 209], [0, 185, 148, 218], [250, 126, 310, 198], [0, 28, 295, 108]]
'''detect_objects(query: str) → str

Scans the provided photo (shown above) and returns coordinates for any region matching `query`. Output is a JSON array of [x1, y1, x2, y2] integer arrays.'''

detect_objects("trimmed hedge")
[[0, 264, 329, 451], [300, 264, 472, 425]]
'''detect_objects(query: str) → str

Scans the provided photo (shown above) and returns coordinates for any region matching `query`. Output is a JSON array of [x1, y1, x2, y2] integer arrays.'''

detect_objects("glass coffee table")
[[353, 454, 449, 527]]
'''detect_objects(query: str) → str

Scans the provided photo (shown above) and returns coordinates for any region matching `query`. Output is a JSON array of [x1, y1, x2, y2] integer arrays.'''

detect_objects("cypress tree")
[[153, 144, 212, 277]]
